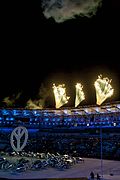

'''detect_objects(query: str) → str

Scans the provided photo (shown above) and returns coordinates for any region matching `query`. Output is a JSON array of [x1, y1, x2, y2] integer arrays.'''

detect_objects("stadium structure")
[[0, 101, 120, 130], [0, 102, 120, 180], [0, 101, 120, 159]]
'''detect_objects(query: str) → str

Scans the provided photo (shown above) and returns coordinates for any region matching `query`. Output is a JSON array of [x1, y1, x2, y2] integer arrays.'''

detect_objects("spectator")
[[90, 171, 94, 179], [97, 173, 101, 180]]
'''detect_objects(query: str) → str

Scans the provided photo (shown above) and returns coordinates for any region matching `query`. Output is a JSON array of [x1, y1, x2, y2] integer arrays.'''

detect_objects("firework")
[[75, 83, 85, 107], [94, 75, 114, 105], [53, 84, 70, 109]]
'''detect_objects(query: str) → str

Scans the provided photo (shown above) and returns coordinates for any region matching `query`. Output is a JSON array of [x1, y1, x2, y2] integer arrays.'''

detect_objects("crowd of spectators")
[[1, 111, 120, 128], [0, 129, 120, 160]]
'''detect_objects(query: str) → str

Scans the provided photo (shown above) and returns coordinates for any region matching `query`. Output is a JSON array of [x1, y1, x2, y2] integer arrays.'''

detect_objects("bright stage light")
[[94, 75, 114, 105], [75, 83, 85, 107], [53, 84, 70, 109]]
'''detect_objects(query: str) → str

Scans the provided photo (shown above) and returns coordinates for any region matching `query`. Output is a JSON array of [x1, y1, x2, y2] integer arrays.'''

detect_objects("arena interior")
[[0, 101, 120, 180]]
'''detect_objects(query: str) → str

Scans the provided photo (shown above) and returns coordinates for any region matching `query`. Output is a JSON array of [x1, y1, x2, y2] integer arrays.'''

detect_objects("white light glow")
[[53, 84, 70, 109], [94, 75, 114, 105], [75, 83, 85, 107]]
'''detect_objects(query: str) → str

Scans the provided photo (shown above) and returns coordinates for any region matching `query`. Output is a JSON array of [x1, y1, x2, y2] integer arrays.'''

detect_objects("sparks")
[[94, 75, 114, 105], [53, 84, 70, 109], [75, 83, 85, 107]]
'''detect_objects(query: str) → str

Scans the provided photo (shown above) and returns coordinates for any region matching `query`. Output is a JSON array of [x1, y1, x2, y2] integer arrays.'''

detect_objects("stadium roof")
[[0, 101, 120, 117]]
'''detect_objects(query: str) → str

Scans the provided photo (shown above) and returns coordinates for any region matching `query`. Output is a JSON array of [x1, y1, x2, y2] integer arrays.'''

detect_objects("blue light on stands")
[[0, 104, 120, 129], [2, 109, 9, 115], [6, 117, 14, 121], [44, 118, 49, 121]]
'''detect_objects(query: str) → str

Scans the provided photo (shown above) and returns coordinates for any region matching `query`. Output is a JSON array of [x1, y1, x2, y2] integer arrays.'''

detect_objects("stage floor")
[[0, 158, 120, 180]]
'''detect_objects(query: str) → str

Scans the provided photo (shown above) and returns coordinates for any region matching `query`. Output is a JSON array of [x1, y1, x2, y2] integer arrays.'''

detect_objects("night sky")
[[0, 0, 120, 108]]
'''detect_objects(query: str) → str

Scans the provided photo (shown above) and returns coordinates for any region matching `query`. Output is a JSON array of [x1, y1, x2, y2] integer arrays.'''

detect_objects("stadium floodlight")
[[75, 83, 85, 107], [94, 75, 114, 105], [53, 84, 70, 109]]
